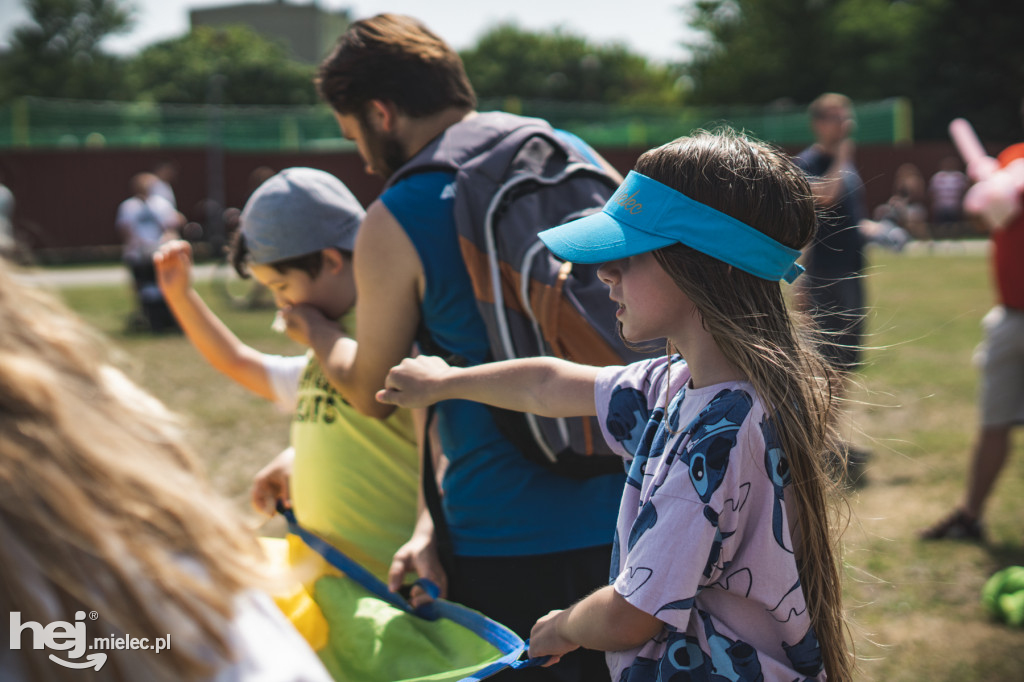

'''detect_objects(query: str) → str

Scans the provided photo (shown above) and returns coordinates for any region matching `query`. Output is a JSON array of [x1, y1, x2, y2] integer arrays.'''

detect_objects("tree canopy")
[[125, 25, 318, 106], [0, 0, 135, 101], [1, 0, 1020, 142], [683, 0, 1024, 141], [460, 23, 683, 106]]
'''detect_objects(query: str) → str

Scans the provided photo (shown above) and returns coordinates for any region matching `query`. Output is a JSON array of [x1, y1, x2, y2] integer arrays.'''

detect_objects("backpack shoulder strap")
[[384, 112, 562, 189]]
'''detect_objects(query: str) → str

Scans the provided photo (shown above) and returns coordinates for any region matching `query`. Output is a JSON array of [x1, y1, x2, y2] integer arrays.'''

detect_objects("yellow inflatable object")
[[260, 536, 330, 651]]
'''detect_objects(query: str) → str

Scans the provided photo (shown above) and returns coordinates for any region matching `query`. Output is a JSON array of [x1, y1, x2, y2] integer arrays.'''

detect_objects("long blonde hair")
[[638, 130, 854, 680], [0, 265, 270, 680]]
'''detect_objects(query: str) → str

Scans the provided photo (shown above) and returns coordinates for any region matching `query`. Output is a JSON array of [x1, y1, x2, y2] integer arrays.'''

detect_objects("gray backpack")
[[387, 112, 654, 478]]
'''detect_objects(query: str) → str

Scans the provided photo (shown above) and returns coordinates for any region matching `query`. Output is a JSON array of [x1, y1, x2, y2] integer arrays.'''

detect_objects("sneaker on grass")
[[919, 508, 985, 541]]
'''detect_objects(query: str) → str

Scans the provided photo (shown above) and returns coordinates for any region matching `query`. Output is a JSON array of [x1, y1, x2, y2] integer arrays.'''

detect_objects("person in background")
[[794, 92, 871, 477], [116, 171, 183, 333], [871, 162, 928, 243], [928, 155, 970, 238], [152, 160, 179, 208], [0, 262, 332, 682], [920, 112, 1024, 541]]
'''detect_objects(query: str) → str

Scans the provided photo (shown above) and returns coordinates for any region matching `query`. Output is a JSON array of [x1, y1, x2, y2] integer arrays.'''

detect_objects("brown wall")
[[0, 139, 995, 263], [0, 148, 384, 261]]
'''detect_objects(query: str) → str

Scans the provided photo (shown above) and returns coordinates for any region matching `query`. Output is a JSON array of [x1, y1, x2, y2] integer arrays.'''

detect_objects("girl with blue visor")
[[378, 129, 854, 682]]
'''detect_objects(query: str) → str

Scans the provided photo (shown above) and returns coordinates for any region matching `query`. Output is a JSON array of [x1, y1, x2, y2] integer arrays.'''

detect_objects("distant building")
[[190, 0, 351, 64]]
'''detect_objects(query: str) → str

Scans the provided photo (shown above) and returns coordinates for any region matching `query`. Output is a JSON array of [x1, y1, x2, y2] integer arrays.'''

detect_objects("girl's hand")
[[528, 609, 578, 665], [376, 356, 454, 409], [153, 240, 194, 300]]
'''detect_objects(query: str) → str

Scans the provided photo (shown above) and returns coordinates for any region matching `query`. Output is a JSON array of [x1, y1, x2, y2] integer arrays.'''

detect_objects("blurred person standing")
[[794, 93, 871, 474], [152, 160, 179, 208], [921, 109, 1024, 541], [884, 162, 928, 240], [928, 156, 970, 237], [116, 172, 183, 332]]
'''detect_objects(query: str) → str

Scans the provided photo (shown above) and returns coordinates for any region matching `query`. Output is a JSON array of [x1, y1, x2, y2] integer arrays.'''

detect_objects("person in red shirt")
[[921, 135, 1024, 541]]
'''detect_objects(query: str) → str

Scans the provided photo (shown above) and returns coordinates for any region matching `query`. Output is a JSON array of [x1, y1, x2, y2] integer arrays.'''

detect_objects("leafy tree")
[[125, 25, 317, 106], [0, 0, 135, 101], [460, 23, 683, 106], [684, 0, 921, 106], [681, 0, 1022, 141], [907, 0, 1024, 142]]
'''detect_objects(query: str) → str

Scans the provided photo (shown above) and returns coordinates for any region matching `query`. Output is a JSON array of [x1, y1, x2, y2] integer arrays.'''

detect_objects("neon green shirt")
[[266, 350, 418, 580]]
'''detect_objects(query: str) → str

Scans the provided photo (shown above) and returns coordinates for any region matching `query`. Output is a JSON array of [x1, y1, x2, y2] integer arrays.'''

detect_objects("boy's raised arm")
[[154, 240, 277, 402], [376, 355, 600, 418]]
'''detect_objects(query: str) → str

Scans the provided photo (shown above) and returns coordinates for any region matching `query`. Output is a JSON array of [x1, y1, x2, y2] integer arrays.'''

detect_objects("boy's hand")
[[153, 240, 194, 300], [376, 356, 453, 409], [279, 303, 333, 347], [250, 447, 295, 517], [528, 609, 578, 665]]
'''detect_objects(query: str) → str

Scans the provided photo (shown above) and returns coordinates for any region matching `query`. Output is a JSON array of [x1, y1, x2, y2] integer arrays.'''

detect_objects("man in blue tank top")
[[274, 13, 623, 682]]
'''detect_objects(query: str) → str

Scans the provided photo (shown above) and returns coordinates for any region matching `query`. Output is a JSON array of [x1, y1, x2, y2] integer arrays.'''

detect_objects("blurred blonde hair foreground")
[[0, 264, 274, 681]]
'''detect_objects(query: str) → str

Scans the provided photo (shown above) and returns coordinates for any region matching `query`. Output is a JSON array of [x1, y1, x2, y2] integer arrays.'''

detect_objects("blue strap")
[[276, 506, 551, 679], [279, 506, 412, 613]]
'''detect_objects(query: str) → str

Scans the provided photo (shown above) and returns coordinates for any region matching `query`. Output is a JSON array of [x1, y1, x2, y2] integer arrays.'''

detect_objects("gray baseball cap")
[[240, 167, 365, 265]]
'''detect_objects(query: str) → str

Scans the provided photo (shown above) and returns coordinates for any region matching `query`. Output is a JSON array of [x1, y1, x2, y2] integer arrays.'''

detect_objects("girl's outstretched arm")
[[376, 355, 600, 418], [528, 585, 663, 663]]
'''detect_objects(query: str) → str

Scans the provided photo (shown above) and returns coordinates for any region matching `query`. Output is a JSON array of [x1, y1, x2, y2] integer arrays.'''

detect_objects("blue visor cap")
[[539, 171, 804, 283]]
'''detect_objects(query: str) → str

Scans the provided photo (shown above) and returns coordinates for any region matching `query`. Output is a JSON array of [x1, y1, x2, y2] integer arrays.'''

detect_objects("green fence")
[[0, 96, 911, 151]]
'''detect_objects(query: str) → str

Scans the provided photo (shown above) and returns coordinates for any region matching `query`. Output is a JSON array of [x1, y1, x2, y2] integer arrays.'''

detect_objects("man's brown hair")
[[317, 13, 476, 117]]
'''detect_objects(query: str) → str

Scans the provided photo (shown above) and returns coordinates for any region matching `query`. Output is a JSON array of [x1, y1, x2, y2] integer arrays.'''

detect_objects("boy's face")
[[249, 257, 353, 320]]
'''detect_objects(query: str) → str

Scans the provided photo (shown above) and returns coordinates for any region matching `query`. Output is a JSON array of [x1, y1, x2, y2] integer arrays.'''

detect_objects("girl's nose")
[[597, 260, 621, 285]]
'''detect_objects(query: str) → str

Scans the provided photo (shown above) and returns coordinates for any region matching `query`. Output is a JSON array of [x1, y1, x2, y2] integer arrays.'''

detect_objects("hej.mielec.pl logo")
[[9, 610, 171, 671]]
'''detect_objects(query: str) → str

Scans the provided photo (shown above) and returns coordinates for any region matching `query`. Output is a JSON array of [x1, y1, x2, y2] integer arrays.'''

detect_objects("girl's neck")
[[671, 333, 746, 390]]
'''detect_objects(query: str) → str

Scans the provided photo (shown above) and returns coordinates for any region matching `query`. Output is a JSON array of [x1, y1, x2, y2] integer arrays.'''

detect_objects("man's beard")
[[367, 129, 408, 180]]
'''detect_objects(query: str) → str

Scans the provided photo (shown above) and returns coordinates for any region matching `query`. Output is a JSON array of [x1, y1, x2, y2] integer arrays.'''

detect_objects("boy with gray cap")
[[154, 167, 419, 586]]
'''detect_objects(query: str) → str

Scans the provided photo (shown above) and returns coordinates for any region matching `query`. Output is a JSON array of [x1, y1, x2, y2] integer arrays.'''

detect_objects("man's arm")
[[377, 355, 600, 418], [286, 200, 424, 418]]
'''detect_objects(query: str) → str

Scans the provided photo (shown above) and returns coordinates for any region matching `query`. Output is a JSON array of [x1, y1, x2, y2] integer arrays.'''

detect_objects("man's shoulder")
[[381, 170, 456, 210]]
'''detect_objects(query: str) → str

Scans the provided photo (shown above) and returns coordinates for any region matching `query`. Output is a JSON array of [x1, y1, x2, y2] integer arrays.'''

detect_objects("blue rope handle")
[[276, 505, 551, 678]]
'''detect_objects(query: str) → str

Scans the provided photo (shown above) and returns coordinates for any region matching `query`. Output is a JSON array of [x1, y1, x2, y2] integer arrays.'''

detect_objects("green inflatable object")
[[313, 575, 506, 681], [981, 566, 1024, 627]]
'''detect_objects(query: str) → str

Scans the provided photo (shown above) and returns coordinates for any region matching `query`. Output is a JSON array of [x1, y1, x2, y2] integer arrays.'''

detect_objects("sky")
[[0, 0, 696, 64]]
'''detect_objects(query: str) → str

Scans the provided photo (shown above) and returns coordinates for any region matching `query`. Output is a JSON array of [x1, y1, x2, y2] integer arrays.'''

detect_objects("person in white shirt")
[[115, 172, 183, 331]]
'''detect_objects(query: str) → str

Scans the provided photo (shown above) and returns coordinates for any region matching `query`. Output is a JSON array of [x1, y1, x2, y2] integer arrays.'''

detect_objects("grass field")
[[33, 247, 1024, 680]]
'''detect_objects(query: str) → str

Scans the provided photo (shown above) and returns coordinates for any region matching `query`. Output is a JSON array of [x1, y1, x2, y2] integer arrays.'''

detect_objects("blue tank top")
[[381, 171, 623, 557]]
